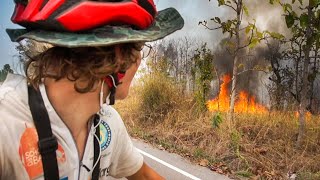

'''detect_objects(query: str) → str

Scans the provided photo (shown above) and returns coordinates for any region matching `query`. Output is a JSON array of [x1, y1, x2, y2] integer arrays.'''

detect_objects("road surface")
[[109, 138, 230, 180]]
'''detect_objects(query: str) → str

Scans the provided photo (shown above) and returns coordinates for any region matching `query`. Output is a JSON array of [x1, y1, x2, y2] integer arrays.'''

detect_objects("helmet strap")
[[102, 71, 126, 105]]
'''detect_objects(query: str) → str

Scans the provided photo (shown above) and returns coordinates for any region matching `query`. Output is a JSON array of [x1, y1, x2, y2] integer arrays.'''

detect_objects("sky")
[[0, 0, 20, 72], [0, 0, 226, 73]]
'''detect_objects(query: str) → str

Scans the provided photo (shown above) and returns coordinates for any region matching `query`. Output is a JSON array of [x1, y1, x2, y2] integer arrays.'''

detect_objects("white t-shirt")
[[0, 74, 143, 180]]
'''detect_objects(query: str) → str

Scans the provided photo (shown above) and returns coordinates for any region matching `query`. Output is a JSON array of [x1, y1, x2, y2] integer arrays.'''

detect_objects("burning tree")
[[200, 0, 283, 120]]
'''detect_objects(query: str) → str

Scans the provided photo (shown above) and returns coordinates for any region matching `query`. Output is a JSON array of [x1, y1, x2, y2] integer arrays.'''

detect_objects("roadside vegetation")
[[115, 74, 320, 179]]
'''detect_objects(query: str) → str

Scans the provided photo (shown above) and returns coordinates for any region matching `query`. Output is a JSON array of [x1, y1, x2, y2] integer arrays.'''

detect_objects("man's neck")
[[44, 78, 106, 158]]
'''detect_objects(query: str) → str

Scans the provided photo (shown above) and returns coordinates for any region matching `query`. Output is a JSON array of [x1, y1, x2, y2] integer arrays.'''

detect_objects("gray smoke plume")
[[208, 0, 291, 104]]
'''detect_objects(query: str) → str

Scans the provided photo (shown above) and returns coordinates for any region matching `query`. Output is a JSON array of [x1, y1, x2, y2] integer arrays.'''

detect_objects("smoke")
[[156, 0, 307, 105], [212, 38, 270, 101], [208, 1, 293, 104], [244, 1, 293, 36]]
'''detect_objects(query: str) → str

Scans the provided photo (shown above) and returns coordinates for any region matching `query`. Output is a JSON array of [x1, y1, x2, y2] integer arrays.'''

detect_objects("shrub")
[[137, 73, 180, 123]]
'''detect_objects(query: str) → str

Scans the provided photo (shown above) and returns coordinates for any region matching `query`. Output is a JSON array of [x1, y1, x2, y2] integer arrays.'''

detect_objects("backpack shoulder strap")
[[28, 85, 59, 180], [92, 114, 101, 180]]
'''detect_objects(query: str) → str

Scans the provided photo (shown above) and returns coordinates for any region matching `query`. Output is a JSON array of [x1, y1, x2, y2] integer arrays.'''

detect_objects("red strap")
[[103, 72, 126, 89], [117, 72, 126, 80], [103, 77, 114, 89]]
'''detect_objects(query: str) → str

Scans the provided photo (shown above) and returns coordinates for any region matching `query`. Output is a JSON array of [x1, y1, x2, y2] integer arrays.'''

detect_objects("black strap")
[[92, 114, 101, 180], [109, 73, 119, 105], [29, 86, 101, 180], [28, 86, 59, 180]]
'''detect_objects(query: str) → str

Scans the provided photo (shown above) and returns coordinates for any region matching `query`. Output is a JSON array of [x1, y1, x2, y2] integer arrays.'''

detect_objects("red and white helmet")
[[11, 0, 157, 31]]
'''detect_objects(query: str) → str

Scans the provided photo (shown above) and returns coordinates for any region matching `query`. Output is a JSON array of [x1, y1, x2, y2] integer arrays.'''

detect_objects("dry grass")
[[115, 86, 320, 180]]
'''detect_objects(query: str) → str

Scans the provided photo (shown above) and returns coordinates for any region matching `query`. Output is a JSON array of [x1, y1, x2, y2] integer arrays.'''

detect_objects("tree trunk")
[[229, 55, 239, 120], [296, 5, 312, 148], [228, 0, 242, 121]]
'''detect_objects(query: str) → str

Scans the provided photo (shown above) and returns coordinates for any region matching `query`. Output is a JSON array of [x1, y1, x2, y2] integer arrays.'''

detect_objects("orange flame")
[[207, 74, 267, 114], [295, 111, 312, 120]]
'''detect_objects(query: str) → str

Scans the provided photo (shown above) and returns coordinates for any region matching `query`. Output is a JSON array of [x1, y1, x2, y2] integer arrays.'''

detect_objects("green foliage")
[[0, 64, 14, 82], [248, 38, 259, 49], [192, 44, 214, 111], [230, 130, 241, 152], [310, 0, 320, 7], [236, 170, 253, 178], [300, 13, 309, 28], [285, 13, 295, 28], [274, 0, 319, 32], [193, 148, 206, 159], [230, 129, 249, 167], [211, 112, 223, 128], [138, 72, 179, 122], [217, 0, 225, 6], [243, 5, 249, 16], [265, 31, 285, 39], [282, 3, 293, 12], [146, 57, 170, 76], [269, 0, 279, 5]]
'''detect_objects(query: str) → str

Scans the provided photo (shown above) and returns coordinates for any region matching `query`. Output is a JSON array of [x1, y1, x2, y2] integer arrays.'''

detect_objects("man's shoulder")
[[0, 74, 29, 114], [100, 105, 126, 130], [2, 73, 25, 83], [0, 74, 27, 97]]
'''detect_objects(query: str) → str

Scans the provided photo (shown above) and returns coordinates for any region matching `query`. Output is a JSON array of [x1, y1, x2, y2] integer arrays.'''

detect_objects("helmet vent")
[[137, 0, 156, 17]]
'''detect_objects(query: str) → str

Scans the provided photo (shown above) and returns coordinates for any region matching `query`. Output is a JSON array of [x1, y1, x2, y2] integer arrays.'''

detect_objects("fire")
[[295, 111, 312, 120], [207, 74, 267, 114], [207, 74, 231, 112]]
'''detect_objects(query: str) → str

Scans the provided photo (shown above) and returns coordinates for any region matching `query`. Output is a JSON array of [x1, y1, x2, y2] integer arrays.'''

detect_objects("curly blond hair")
[[22, 42, 142, 93]]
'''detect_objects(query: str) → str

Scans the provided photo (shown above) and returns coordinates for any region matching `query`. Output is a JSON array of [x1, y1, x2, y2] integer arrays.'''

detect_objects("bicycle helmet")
[[7, 0, 184, 47], [11, 0, 157, 31]]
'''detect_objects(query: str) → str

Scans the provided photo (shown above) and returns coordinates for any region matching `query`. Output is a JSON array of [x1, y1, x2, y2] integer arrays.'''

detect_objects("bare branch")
[[232, 0, 238, 5], [199, 21, 223, 30], [224, 4, 237, 11]]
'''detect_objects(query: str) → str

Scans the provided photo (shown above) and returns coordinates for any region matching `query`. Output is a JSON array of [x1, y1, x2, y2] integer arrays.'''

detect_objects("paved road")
[[109, 138, 230, 180]]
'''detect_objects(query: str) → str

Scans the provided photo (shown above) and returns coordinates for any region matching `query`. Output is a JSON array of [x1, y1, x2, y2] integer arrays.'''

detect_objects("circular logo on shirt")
[[99, 121, 112, 151]]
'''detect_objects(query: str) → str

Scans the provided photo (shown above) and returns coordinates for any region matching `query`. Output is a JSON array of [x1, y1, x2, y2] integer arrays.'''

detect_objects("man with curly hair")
[[0, 0, 184, 179]]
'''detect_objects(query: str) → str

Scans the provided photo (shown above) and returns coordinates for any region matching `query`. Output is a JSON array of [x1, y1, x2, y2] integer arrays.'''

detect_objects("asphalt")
[[108, 138, 231, 180]]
